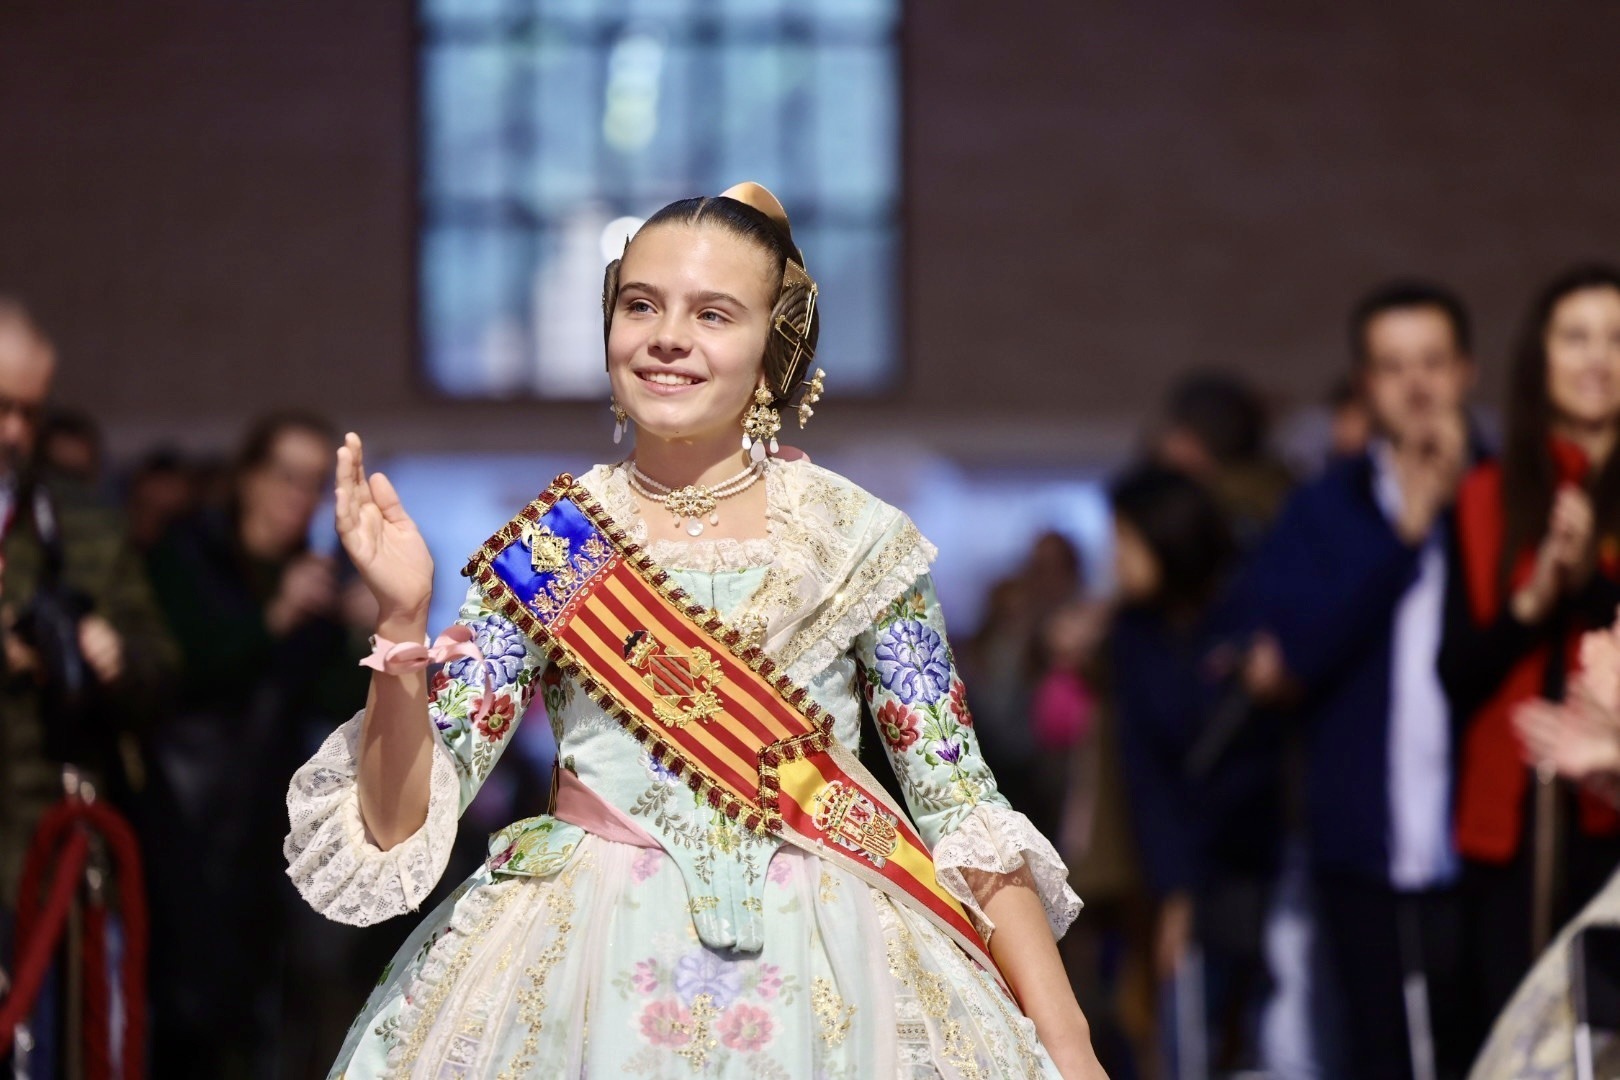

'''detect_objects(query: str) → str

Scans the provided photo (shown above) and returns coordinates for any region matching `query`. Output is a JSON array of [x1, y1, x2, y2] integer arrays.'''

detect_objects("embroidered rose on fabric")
[[639, 999, 693, 1047], [474, 695, 516, 741], [766, 853, 794, 888], [753, 963, 784, 1000], [873, 619, 952, 705], [673, 950, 742, 1009], [631, 959, 660, 994], [718, 1003, 774, 1052], [876, 700, 923, 752], [949, 678, 974, 727], [429, 670, 451, 699], [447, 615, 527, 688]]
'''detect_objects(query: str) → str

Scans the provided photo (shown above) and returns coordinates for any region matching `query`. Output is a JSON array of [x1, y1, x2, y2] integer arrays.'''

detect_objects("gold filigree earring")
[[610, 398, 630, 445], [741, 386, 781, 463]]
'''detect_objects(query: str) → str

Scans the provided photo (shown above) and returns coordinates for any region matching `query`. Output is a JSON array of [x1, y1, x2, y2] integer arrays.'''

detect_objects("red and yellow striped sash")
[[462, 475, 1001, 983]]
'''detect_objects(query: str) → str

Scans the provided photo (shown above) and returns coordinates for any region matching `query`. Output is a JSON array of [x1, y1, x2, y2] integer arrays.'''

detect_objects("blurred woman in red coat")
[[1441, 264, 1620, 1045]]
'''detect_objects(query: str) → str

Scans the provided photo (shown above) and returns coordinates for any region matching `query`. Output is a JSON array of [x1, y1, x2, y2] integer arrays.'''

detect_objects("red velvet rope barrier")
[[1, 794, 147, 1079], [83, 900, 109, 1080], [0, 827, 87, 1050]]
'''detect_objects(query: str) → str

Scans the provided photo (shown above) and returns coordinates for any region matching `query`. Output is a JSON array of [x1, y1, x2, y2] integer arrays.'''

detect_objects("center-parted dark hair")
[[641, 196, 802, 280], [1500, 264, 1620, 584], [1348, 280, 1473, 366], [1109, 464, 1235, 614]]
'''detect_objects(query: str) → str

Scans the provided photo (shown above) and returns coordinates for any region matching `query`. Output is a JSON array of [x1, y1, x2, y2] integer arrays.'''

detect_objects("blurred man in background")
[[0, 297, 176, 939], [1242, 282, 1479, 1079]]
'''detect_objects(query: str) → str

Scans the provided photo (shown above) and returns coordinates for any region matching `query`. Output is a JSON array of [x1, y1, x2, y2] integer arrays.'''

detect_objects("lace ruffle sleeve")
[[283, 709, 462, 925], [284, 583, 545, 924], [933, 802, 1082, 941]]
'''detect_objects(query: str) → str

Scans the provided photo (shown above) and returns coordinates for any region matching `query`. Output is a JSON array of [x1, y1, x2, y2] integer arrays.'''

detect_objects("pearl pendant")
[[749, 439, 767, 464], [708, 512, 719, 526], [686, 519, 705, 537]]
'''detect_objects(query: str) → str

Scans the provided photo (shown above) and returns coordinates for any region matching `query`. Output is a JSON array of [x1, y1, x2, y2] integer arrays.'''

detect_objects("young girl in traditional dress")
[[284, 183, 1107, 1078]]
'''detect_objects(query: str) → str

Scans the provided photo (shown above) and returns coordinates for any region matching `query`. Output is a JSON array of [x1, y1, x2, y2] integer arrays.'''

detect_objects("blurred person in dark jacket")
[[1154, 369, 1296, 551], [141, 410, 370, 1079], [1326, 375, 1372, 462], [1242, 281, 1478, 1079], [37, 407, 104, 487], [1109, 464, 1283, 1076], [0, 297, 177, 921], [124, 446, 201, 553]]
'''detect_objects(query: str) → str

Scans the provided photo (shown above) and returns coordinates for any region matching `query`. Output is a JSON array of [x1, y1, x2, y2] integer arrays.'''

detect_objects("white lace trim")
[[283, 710, 461, 926], [779, 526, 936, 686], [932, 803, 1082, 942]]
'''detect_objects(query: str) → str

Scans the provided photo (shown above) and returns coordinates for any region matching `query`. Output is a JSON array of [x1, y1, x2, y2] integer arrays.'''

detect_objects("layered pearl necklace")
[[626, 460, 765, 537]]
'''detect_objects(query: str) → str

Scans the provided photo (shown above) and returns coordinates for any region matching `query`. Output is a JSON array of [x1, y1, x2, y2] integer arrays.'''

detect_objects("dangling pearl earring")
[[611, 398, 630, 445], [740, 386, 781, 463]]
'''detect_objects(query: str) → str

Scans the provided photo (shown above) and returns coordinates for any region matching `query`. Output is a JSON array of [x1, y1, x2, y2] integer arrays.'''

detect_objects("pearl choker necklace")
[[626, 460, 764, 537]]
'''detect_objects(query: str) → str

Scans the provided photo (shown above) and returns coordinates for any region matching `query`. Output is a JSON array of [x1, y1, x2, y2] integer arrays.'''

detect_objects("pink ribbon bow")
[[359, 624, 496, 721]]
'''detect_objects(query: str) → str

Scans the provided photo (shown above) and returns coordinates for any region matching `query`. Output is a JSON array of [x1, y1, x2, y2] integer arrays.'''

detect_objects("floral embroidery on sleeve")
[[427, 586, 546, 811], [856, 579, 1008, 848]]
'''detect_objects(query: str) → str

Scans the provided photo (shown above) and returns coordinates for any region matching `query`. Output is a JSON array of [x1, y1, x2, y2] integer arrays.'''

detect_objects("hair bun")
[[719, 182, 792, 235]]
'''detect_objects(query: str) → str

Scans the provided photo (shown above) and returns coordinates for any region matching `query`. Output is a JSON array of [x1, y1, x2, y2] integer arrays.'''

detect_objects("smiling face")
[[1545, 285, 1620, 431], [607, 221, 779, 445]]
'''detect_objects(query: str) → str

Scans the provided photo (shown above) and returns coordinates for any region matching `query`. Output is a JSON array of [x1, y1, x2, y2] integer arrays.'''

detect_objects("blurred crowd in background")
[[4, 260, 1620, 1079]]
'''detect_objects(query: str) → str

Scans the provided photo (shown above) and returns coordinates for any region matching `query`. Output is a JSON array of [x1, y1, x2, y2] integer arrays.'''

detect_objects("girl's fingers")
[[347, 433, 375, 509], [334, 447, 357, 531], [369, 472, 411, 525]]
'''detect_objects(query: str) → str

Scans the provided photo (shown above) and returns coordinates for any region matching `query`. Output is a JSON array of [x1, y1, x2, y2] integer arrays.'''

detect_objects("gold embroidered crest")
[[622, 630, 724, 729], [519, 521, 570, 573]]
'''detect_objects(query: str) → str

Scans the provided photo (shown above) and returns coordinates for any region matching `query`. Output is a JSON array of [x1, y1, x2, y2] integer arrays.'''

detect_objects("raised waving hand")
[[334, 432, 434, 622]]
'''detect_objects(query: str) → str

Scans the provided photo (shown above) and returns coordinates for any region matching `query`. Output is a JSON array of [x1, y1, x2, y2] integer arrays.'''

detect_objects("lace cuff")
[[283, 710, 461, 926], [933, 803, 1082, 942]]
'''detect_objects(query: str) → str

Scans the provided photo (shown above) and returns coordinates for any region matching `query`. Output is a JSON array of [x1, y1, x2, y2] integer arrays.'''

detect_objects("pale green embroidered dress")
[[285, 460, 1080, 1079], [1469, 868, 1620, 1079]]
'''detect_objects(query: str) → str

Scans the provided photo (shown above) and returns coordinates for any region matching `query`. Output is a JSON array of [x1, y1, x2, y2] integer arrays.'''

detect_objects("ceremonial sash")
[[462, 474, 1003, 984]]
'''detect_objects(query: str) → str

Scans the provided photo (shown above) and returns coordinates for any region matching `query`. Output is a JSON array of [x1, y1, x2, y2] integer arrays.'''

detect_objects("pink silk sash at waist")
[[550, 768, 660, 849]]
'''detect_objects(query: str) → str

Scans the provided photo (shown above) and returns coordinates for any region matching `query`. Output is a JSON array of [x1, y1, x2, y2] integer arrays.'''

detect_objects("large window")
[[419, 0, 902, 400]]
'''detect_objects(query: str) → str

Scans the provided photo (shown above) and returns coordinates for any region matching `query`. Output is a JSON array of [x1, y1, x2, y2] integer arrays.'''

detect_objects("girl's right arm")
[[334, 432, 438, 850]]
